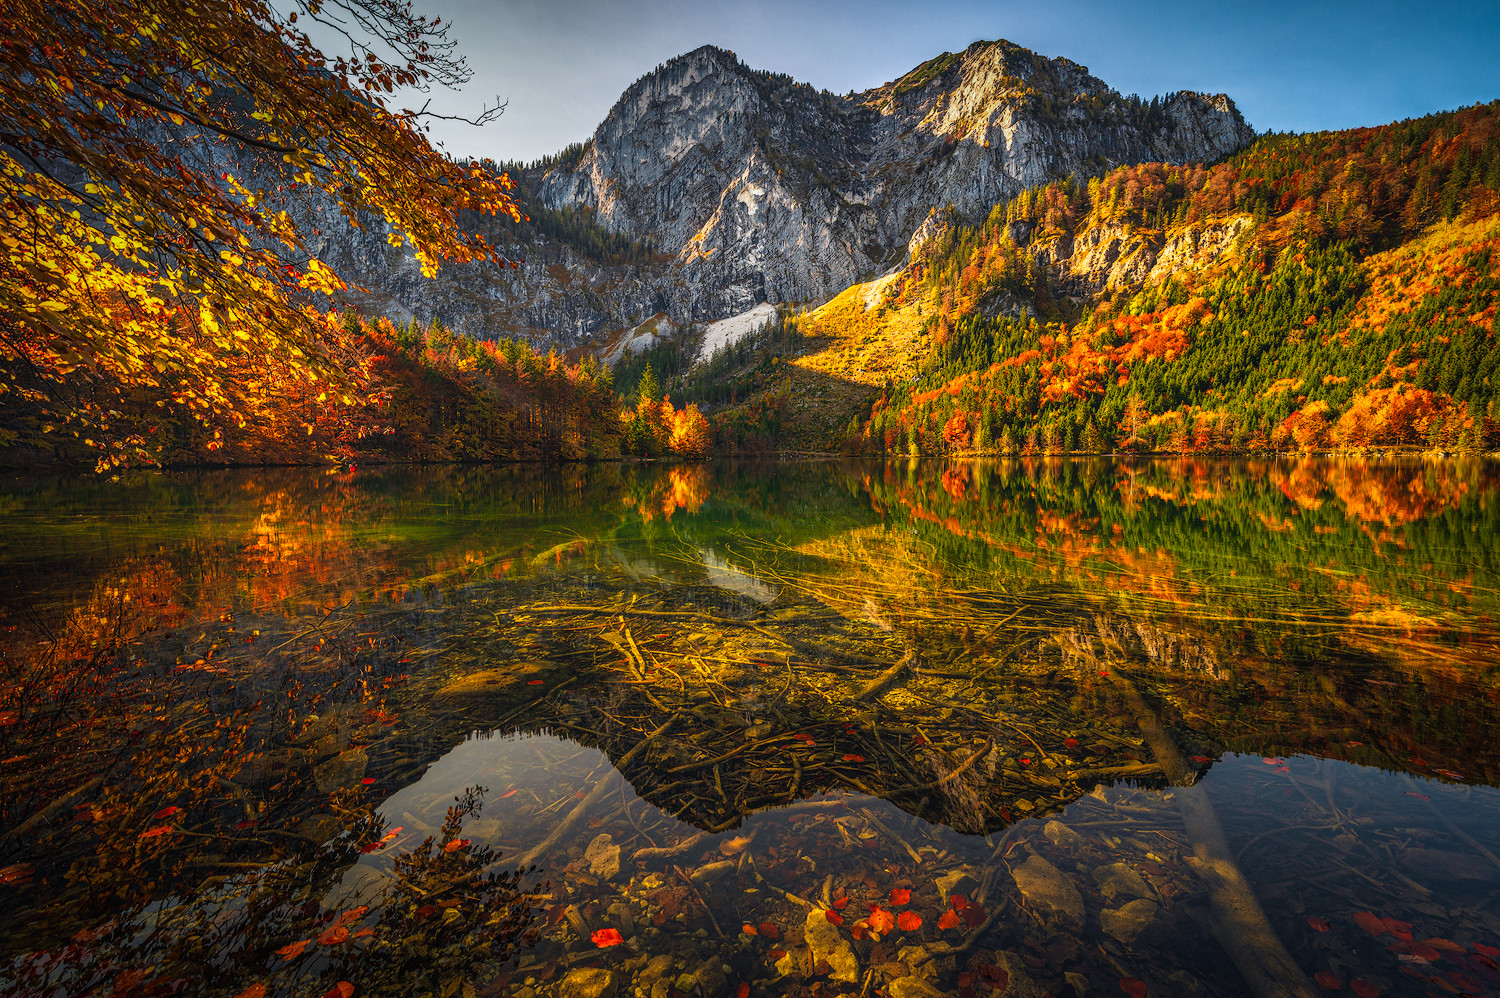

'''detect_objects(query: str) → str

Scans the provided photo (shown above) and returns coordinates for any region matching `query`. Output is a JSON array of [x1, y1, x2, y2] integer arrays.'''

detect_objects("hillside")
[[716, 103, 1500, 453]]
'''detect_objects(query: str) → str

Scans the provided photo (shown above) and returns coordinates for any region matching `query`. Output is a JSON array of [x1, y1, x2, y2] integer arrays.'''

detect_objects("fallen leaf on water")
[[1314, 971, 1343, 990], [1434, 768, 1463, 780], [719, 835, 753, 856], [1263, 758, 1285, 766], [889, 888, 911, 906], [1275, 765, 1291, 774], [500, 789, 519, 799], [1191, 755, 1214, 763], [443, 839, 470, 853], [1308, 917, 1332, 932], [361, 778, 375, 785], [1119, 977, 1148, 998], [757, 922, 779, 939], [1355, 911, 1388, 936], [1349, 979, 1378, 998], [275, 939, 310, 960], [591, 928, 624, 947], [866, 907, 895, 935], [937, 910, 961, 931], [897, 911, 922, 931], [318, 925, 349, 946]]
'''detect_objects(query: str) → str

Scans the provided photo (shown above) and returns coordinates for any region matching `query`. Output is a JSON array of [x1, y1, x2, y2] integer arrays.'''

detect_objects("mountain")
[[318, 40, 1256, 346], [758, 102, 1500, 453]]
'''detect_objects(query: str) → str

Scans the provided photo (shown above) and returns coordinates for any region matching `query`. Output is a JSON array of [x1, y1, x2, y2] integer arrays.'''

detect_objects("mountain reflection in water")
[[0, 458, 1497, 998]]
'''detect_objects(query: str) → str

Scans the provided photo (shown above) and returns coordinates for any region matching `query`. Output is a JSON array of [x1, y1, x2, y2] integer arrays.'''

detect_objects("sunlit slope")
[[734, 103, 1500, 454]]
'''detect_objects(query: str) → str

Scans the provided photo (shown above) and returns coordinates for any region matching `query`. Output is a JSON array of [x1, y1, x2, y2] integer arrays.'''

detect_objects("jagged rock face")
[[270, 39, 1255, 346], [535, 40, 1257, 324]]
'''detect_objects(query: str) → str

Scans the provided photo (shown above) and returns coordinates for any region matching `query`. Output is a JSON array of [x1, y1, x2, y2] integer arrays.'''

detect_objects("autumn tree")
[[0, 0, 520, 468]]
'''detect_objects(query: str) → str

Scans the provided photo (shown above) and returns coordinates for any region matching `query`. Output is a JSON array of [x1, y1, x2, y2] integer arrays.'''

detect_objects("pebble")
[[559, 969, 618, 998], [1100, 897, 1160, 944], [586, 832, 622, 880], [1093, 862, 1152, 901]]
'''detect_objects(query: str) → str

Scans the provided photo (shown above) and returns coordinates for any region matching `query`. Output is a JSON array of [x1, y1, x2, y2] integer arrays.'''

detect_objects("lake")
[[1, 458, 1497, 998]]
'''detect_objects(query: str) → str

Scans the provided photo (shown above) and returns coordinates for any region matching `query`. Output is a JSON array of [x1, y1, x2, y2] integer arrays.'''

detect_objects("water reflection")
[[0, 457, 1497, 998]]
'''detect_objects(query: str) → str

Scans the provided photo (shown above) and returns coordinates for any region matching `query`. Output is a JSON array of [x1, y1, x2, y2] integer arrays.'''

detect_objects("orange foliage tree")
[[0, 0, 519, 468]]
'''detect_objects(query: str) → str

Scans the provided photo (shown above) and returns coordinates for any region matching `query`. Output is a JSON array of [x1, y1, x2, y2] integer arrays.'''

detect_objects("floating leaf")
[[442, 838, 470, 853], [889, 888, 911, 906], [1308, 917, 1332, 932], [1263, 757, 1285, 766], [361, 778, 375, 785], [1314, 971, 1343, 990], [1119, 978, 1148, 998], [1191, 755, 1214, 763], [591, 928, 624, 947], [897, 911, 922, 931], [500, 788, 519, 799]]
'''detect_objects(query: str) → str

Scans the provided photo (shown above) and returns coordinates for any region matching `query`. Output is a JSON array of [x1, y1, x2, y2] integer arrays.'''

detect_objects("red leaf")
[[1063, 738, 1080, 749], [742, 924, 757, 936], [1355, 911, 1387, 936], [867, 907, 895, 934], [757, 922, 779, 939], [961, 902, 986, 927], [361, 778, 375, 785], [591, 928, 624, 947], [1350, 979, 1379, 998], [736, 985, 750, 998], [152, 806, 181, 820], [321, 984, 353, 998], [1405, 792, 1430, 801], [527, 679, 544, 685], [275, 939, 310, 960], [937, 910, 961, 931], [1314, 971, 1343, 990], [842, 754, 865, 762], [443, 839, 470, 853], [500, 788, 519, 798], [823, 910, 844, 926], [234, 985, 267, 998], [1475, 943, 1500, 957], [1308, 917, 1332, 932], [889, 888, 911, 906], [138, 825, 175, 838], [831, 895, 850, 910], [1263, 758, 1285, 766], [1381, 916, 1413, 936], [1119, 977, 1148, 998], [897, 911, 922, 932], [0, 863, 34, 885], [318, 925, 349, 945], [1191, 755, 1214, 763], [851, 923, 869, 941], [950, 894, 970, 910]]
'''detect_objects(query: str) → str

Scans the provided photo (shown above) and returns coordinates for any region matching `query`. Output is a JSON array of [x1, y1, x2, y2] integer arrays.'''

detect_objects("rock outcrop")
[[278, 39, 1257, 348]]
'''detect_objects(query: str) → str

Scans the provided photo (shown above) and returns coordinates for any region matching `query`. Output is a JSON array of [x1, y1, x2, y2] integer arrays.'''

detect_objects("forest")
[[841, 103, 1500, 456]]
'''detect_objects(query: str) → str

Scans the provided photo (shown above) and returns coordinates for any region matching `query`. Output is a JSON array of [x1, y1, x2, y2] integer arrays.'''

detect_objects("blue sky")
[[386, 0, 1500, 163]]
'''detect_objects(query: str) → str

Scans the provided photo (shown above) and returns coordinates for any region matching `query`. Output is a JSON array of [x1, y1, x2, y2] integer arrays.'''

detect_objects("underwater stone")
[[803, 909, 860, 983], [889, 978, 948, 998], [560, 968, 618, 998], [1043, 820, 1083, 848], [586, 833, 622, 880], [1012, 854, 1084, 927], [1100, 897, 1160, 944], [1093, 862, 1152, 901]]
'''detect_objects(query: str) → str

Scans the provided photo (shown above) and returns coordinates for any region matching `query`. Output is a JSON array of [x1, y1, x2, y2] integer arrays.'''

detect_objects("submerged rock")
[[586, 832, 622, 880], [312, 747, 367, 792], [803, 909, 860, 983], [1012, 854, 1084, 927], [889, 977, 948, 998], [1093, 862, 1152, 901], [1099, 897, 1161, 944], [1044, 819, 1083, 849], [560, 968, 618, 998], [934, 868, 978, 906]]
